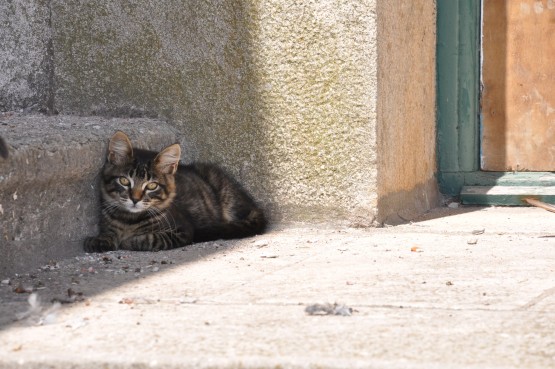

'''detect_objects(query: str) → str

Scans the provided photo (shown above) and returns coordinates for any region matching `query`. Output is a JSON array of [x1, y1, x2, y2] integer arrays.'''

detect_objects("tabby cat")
[[84, 131, 266, 252]]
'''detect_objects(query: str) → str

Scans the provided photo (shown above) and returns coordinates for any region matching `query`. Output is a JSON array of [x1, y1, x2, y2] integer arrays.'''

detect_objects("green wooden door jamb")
[[436, 0, 555, 205], [436, 0, 481, 195]]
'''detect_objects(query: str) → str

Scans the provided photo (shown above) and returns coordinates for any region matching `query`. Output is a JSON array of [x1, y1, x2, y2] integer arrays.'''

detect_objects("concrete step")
[[461, 185, 555, 206], [0, 113, 179, 277]]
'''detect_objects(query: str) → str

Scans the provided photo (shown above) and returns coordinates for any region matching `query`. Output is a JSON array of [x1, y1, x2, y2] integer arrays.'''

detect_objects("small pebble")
[[13, 284, 30, 294], [253, 239, 269, 248]]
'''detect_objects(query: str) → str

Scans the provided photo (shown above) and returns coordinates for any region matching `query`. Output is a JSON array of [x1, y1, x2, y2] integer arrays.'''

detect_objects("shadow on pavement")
[[0, 235, 262, 331]]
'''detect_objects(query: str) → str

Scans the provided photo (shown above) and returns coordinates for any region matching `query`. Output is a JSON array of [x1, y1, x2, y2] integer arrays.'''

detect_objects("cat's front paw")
[[84, 236, 116, 253]]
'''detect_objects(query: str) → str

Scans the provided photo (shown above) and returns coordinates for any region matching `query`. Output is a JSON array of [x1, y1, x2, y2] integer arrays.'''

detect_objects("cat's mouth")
[[124, 200, 147, 213]]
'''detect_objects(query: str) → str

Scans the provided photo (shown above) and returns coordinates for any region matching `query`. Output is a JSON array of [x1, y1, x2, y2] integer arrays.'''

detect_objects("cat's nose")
[[130, 189, 142, 204], [129, 194, 140, 204]]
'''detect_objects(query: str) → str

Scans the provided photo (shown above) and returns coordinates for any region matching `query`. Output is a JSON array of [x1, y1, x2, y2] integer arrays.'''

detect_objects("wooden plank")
[[524, 198, 555, 213], [461, 186, 555, 205], [481, 0, 555, 171]]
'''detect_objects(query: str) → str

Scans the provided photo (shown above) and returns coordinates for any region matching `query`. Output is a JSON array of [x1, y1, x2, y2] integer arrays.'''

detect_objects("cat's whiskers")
[[146, 208, 163, 231], [161, 212, 179, 238], [153, 208, 178, 236], [100, 202, 120, 217], [147, 208, 169, 234], [147, 207, 179, 243], [145, 208, 180, 249]]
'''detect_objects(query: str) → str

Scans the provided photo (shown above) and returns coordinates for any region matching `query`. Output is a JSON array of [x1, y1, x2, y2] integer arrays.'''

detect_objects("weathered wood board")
[[482, 0, 555, 171]]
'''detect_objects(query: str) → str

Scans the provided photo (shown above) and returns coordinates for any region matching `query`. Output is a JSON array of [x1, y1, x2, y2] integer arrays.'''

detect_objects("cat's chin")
[[126, 207, 145, 213]]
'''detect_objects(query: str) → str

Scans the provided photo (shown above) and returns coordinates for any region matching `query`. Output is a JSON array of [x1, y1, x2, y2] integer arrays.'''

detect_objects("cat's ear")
[[154, 144, 181, 175], [108, 131, 133, 165]]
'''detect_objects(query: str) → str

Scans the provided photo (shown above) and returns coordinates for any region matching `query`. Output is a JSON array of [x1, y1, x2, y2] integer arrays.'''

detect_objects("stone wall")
[[1, 0, 439, 226], [0, 0, 52, 112], [0, 114, 178, 276], [51, 0, 379, 223]]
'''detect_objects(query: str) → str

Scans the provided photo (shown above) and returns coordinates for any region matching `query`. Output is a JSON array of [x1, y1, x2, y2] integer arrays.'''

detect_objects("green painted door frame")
[[436, 0, 555, 205]]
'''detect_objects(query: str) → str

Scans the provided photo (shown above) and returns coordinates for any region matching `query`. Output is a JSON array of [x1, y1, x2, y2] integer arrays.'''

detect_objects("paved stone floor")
[[0, 206, 554, 368]]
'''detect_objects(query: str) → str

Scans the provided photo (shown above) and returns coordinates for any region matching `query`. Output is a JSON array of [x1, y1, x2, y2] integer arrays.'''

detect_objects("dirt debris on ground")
[[304, 303, 354, 316]]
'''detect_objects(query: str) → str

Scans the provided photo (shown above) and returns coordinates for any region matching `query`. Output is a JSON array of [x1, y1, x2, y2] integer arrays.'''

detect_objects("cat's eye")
[[146, 182, 159, 191], [118, 177, 130, 186]]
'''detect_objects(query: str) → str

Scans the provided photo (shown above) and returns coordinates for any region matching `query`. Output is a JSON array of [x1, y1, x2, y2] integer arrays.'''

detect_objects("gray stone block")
[[0, 1, 52, 112], [0, 113, 178, 277]]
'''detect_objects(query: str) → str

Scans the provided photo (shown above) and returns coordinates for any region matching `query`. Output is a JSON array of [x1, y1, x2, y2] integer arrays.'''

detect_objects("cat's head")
[[100, 131, 181, 214]]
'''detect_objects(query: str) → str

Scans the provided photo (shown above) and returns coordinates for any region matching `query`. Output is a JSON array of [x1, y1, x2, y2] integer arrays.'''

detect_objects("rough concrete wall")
[[0, 0, 53, 112], [0, 114, 178, 276], [51, 0, 379, 223], [376, 0, 439, 224]]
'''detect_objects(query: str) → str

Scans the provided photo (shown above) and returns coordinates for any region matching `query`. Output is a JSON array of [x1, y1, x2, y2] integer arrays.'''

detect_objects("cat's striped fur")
[[84, 131, 266, 252]]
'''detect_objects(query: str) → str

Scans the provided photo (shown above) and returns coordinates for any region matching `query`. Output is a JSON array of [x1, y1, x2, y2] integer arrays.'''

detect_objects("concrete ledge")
[[461, 185, 555, 206], [0, 113, 178, 277]]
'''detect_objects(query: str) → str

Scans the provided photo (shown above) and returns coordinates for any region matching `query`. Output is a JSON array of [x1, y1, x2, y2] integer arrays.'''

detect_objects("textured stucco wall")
[[0, 0, 53, 112], [376, 0, 439, 224], [50, 0, 379, 223], [0, 0, 439, 225]]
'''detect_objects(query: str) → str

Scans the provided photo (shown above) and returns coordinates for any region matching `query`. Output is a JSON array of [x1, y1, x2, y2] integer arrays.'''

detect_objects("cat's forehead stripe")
[[138, 163, 148, 179], [128, 163, 150, 180]]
